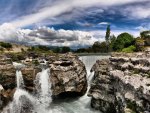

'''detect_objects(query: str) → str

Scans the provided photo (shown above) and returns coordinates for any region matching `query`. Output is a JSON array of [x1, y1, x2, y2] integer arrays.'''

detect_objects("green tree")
[[38, 45, 50, 51], [135, 37, 145, 51], [110, 35, 116, 51], [105, 25, 111, 52], [92, 41, 101, 53], [61, 46, 71, 53], [99, 41, 107, 53], [53, 47, 60, 53], [140, 30, 150, 39], [92, 41, 107, 53], [140, 30, 150, 46], [0, 42, 12, 49], [113, 32, 135, 51]]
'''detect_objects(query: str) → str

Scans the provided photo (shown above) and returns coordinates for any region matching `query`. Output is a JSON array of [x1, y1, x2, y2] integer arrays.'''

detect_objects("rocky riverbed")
[[88, 49, 150, 113], [0, 53, 87, 110], [0, 49, 150, 113]]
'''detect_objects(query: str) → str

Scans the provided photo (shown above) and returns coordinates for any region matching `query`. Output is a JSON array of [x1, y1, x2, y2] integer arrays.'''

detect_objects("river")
[[2, 55, 109, 113]]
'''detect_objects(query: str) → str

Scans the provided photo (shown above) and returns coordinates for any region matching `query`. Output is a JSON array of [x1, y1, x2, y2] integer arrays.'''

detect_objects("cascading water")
[[34, 68, 52, 109], [2, 69, 35, 113], [16, 70, 24, 89], [2, 55, 109, 113]]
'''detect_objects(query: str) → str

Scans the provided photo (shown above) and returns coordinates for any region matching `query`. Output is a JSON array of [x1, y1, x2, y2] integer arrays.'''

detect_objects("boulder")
[[21, 67, 42, 91], [0, 57, 16, 90], [50, 55, 87, 97], [0, 55, 16, 110]]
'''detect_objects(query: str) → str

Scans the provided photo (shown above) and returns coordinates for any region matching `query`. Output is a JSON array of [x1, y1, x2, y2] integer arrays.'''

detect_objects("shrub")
[[122, 45, 136, 53], [0, 42, 12, 49], [135, 37, 145, 51], [7, 53, 25, 62]]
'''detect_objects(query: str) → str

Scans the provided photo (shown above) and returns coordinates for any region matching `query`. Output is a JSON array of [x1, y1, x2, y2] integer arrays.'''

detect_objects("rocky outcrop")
[[0, 55, 16, 110], [21, 53, 87, 96], [89, 50, 150, 113], [0, 53, 87, 110], [88, 60, 117, 113], [0, 55, 16, 90], [20, 53, 87, 96], [21, 67, 42, 91], [50, 54, 87, 97]]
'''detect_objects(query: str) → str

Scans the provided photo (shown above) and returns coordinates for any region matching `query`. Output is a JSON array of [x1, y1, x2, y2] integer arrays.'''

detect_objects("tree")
[[140, 30, 150, 46], [105, 25, 111, 52], [92, 41, 107, 53], [92, 41, 101, 53], [0, 42, 12, 49], [140, 30, 150, 39], [113, 32, 135, 51], [99, 41, 107, 53], [110, 35, 116, 51], [38, 45, 50, 51], [135, 37, 145, 51], [61, 46, 71, 53], [53, 47, 60, 53]]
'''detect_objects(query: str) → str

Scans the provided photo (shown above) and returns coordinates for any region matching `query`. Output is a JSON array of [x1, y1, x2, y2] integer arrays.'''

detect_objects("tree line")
[[0, 27, 149, 53], [76, 26, 150, 53]]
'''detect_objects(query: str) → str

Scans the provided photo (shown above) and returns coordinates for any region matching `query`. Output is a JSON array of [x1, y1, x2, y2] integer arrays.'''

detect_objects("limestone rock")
[[50, 55, 87, 96], [21, 67, 42, 91], [89, 52, 150, 113], [88, 59, 117, 113]]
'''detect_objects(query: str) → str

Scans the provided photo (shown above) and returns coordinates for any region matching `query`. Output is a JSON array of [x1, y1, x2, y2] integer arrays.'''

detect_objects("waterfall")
[[35, 68, 52, 108], [2, 68, 52, 113], [16, 70, 24, 89], [2, 70, 36, 113]]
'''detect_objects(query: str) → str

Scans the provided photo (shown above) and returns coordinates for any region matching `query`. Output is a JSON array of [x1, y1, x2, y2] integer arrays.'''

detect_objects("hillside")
[[0, 42, 29, 53]]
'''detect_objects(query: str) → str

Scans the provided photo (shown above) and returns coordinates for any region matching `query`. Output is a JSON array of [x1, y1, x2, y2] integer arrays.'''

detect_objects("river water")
[[2, 55, 109, 113]]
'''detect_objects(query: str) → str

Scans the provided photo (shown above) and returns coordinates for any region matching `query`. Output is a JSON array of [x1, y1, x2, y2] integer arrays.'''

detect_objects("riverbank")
[[88, 48, 150, 113], [77, 52, 111, 56]]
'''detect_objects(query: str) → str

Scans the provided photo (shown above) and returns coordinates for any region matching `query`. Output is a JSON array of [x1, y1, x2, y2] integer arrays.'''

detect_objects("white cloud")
[[124, 6, 150, 19], [0, 23, 99, 47], [0, 23, 141, 47], [98, 22, 110, 25], [9, 0, 148, 28], [0, 23, 50, 45], [112, 30, 140, 37], [76, 22, 93, 27]]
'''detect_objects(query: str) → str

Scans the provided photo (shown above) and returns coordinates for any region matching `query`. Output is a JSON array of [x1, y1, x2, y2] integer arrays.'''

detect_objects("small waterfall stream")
[[16, 70, 24, 89], [3, 68, 52, 113], [35, 68, 52, 110], [2, 55, 109, 113]]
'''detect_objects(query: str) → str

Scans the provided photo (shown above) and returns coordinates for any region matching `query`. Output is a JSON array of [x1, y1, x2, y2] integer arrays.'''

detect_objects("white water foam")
[[35, 68, 52, 109], [16, 70, 24, 89]]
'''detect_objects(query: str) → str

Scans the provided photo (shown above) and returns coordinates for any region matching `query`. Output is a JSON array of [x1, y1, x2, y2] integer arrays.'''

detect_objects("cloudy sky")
[[0, 0, 150, 48]]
